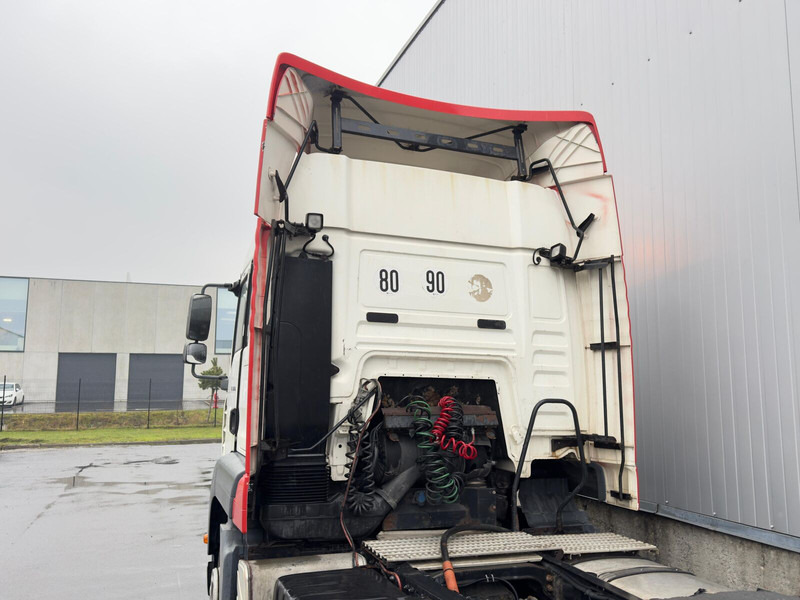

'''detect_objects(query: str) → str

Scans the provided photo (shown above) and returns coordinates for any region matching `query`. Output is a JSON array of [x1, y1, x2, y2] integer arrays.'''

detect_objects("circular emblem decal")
[[468, 274, 493, 302]]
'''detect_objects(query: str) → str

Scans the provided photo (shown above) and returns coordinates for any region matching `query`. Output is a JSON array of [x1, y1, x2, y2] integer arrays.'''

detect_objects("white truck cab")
[[182, 54, 784, 600]]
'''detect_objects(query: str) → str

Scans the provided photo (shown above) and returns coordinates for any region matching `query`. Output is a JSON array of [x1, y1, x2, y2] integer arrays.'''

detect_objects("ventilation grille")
[[262, 456, 330, 504]]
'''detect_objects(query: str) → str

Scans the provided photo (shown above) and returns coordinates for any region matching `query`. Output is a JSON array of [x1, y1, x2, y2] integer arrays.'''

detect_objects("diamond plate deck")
[[362, 532, 656, 563]]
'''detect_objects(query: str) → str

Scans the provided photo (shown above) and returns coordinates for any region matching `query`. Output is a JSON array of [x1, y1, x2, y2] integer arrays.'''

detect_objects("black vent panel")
[[262, 455, 330, 504]]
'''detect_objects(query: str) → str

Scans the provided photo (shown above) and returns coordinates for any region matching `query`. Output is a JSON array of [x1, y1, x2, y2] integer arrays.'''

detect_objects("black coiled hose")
[[344, 402, 365, 482], [346, 422, 383, 514]]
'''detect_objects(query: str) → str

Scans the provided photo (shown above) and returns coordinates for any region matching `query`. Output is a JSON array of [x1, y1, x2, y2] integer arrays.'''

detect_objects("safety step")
[[362, 532, 656, 564]]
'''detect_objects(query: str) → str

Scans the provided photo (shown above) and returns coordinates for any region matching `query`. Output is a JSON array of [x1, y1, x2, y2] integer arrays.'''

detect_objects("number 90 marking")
[[426, 270, 446, 294], [379, 269, 399, 293]]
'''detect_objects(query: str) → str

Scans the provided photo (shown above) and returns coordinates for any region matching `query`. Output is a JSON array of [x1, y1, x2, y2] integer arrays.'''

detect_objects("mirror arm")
[[201, 282, 235, 295], [190, 364, 229, 384]]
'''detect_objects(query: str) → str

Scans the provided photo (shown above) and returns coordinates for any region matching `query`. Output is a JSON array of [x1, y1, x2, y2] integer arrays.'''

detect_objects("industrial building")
[[378, 0, 800, 556], [0, 276, 234, 412]]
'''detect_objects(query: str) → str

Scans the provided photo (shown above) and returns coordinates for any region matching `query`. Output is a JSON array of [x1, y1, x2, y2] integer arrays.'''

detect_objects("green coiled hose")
[[406, 397, 461, 504]]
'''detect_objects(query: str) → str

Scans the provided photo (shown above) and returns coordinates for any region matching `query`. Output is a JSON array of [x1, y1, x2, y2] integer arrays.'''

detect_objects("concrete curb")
[[0, 438, 219, 451]]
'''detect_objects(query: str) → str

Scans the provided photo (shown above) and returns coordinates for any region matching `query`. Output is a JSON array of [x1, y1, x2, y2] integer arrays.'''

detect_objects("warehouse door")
[[55, 353, 117, 412], [127, 354, 184, 410]]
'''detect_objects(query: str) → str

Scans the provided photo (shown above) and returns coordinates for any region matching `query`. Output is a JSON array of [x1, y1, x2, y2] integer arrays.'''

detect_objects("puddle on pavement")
[[122, 456, 179, 466]]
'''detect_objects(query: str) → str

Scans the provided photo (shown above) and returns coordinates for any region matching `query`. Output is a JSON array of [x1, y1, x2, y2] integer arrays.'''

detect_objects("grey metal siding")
[[382, 0, 800, 540]]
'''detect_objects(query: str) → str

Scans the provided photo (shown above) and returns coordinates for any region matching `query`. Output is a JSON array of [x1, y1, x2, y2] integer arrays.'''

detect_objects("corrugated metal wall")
[[382, 0, 800, 541]]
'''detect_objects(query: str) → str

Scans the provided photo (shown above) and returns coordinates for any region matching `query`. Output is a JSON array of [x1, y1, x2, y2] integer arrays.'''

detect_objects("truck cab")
[[182, 54, 765, 600]]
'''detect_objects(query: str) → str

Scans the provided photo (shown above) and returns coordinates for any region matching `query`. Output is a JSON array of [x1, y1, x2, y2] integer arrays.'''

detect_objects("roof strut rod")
[[327, 93, 529, 178]]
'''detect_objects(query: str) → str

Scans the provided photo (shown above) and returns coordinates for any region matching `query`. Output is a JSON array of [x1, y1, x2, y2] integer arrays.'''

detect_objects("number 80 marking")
[[379, 269, 399, 293]]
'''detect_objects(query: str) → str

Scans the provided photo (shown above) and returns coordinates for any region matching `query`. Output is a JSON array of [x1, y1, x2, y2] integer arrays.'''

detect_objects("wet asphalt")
[[0, 443, 217, 599]]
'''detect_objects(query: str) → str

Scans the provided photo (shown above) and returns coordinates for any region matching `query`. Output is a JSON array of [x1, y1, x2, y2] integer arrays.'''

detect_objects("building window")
[[215, 287, 237, 354], [0, 277, 28, 352]]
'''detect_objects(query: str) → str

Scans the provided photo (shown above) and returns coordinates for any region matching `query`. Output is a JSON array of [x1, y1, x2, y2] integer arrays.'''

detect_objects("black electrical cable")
[[439, 524, 509, 592], [464, 575, 519, 600], [492, 577, 520, 600], [440, 523, 509, 563], [292, 383, 377, 452]]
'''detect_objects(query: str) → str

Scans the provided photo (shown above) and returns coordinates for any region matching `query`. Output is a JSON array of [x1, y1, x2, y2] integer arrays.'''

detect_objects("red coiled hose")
[[433, 396, 478, 460]]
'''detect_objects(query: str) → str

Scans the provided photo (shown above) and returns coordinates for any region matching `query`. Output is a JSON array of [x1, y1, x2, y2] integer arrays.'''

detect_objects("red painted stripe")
[[235, 219, 272, 533]]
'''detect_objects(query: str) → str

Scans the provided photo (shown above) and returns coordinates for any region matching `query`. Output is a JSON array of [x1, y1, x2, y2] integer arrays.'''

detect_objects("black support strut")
[[599, 266, 609, 437], [609, 257, 630, 500]]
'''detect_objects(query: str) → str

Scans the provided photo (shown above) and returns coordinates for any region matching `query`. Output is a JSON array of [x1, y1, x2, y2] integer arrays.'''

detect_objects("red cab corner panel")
[[231, 473, 249, 533]]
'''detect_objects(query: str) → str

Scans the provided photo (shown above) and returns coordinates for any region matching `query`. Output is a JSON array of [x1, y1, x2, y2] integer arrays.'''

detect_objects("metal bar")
[[1, 375, 5, 432], [609, 257, 628, 499], [512, 125, 528, 179], [76, 378, 81, 431], [200, 282, 234, 295], [285, 120, 317, 189], [511, 398, 588, 532], [529, 158, 579, 230], [340, 117, 521, 161], [147, 378, 152, 429], [331, 94, 342, 152], [600, 566, 693, 583], [599, 267, 609, 437]]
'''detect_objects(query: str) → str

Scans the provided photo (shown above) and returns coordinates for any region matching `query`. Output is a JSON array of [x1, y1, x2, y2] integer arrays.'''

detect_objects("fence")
[[0, 375, 223, 431]]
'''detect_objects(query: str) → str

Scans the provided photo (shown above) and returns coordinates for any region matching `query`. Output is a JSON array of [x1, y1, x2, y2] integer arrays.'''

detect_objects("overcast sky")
[[0, 0, 434, 285]]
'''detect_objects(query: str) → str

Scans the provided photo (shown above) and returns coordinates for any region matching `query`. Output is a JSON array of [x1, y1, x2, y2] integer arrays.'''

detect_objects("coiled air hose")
[[406, 397, 461, 504], [434, 396, 477, 460]]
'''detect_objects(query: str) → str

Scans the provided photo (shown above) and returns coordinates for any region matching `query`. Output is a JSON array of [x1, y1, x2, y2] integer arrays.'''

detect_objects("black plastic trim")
[[367, 312, 399, 323]]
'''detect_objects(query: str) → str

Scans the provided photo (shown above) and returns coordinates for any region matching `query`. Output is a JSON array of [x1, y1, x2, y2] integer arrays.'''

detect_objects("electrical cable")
[[461, 575, 519, 600], [490, 576, 520, 600], [439, 524, 509, 592]]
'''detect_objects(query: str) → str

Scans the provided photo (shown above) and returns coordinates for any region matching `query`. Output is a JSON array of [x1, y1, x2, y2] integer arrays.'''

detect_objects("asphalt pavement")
[[0, 442, 218, 599]]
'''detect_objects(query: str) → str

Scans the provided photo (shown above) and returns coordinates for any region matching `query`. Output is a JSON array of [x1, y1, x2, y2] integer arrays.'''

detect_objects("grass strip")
[[2, 408, 222, 431], [0, 426, 221, 447]]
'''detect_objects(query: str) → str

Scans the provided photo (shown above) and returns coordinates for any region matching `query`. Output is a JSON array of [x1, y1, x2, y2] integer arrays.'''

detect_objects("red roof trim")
[[265, 53, 607, 171]]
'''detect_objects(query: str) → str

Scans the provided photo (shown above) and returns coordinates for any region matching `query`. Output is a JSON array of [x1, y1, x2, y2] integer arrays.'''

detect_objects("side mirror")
[[186, 294, 213, 341], [183, 342, 207, 365]]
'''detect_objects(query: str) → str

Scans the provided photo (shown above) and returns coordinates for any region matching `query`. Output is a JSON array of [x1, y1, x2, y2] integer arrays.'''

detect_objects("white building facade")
[[380, 0, 800, 548]]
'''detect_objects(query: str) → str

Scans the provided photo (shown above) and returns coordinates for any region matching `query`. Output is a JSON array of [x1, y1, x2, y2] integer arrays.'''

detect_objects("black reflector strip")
[[367, 312, 399, 323], [478, 319, 506, 330]]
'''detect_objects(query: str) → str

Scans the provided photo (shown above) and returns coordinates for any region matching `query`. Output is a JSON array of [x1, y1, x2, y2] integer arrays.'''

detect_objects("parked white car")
[[1, 382, 23, 407]]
